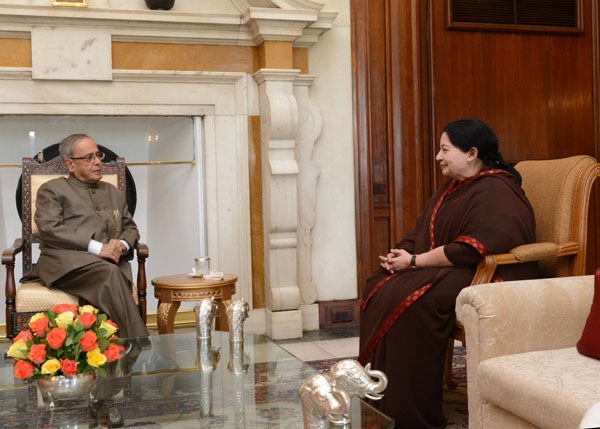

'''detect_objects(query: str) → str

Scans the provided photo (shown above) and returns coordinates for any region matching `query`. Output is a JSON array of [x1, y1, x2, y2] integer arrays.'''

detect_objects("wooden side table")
[[152, 274, 237, 334]]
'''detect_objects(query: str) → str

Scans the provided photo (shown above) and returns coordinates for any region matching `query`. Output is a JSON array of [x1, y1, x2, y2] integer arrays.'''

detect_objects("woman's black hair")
[[442, 118, 521, 182]]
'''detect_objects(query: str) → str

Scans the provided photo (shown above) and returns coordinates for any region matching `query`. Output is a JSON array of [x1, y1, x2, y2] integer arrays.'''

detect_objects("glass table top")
[[0, 331, 393, 428]]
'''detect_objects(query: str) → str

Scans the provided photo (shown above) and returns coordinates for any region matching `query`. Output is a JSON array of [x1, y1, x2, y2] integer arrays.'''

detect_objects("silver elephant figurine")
[[194, 297, 218, 340], [299, 373, 352, 428], [329, 359, 388, 401], [224, 299, 250, 342]]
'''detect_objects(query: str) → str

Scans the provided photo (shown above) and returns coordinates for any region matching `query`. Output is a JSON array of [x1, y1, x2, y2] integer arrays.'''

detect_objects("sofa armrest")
[[457, 275, 593, 361]]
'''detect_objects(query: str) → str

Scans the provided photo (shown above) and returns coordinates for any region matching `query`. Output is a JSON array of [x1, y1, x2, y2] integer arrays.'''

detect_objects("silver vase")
[[36, 370, 98, 408]]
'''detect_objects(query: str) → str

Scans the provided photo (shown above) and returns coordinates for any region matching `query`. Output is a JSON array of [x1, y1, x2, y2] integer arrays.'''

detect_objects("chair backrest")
[[21, 156, 126, 274], [515, 155, 598, 278]]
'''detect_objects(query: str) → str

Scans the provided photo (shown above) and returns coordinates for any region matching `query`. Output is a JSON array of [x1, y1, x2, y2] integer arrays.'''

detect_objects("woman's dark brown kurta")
[[359, 169, 538, 428]]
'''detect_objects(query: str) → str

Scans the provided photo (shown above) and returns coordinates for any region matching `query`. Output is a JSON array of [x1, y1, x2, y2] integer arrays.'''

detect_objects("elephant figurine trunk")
[[194, 297, 218, 340], [225, 298, 250, 342]]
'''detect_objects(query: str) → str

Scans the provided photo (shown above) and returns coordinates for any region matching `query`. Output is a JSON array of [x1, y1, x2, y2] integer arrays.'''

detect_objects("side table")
[[152, 274, 237, 334]]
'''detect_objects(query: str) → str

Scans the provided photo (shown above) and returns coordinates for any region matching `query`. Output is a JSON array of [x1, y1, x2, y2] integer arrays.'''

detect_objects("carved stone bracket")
[[254, 68, 302, 315], [294, 74, 322, 305]]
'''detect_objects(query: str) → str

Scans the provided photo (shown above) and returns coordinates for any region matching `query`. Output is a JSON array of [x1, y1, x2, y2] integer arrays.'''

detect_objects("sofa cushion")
[[479, 347, 600, 429], [577, 267, 600, 359]]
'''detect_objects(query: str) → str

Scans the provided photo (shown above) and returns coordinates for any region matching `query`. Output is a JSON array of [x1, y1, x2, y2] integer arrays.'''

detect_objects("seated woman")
[[359, 118, 539, 428]]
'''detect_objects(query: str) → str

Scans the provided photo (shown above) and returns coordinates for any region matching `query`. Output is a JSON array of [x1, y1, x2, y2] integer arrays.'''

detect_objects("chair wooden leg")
[[444, 337, 458, 390]]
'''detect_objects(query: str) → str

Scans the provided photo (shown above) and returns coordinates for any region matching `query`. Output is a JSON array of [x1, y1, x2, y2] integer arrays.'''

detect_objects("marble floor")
[[274, 326, 360, 361]]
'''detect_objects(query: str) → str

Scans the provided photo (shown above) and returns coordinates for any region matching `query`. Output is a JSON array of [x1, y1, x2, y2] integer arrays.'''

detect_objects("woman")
[[359, 119, 538, 428]]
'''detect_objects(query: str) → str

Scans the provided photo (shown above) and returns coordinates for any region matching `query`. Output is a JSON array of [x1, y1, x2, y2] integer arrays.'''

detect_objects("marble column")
[[254, 68, 303, 340]]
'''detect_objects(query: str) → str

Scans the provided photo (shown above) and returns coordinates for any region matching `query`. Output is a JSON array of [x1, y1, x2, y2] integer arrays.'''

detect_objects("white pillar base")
[[265, 308, 302, 340], [299, 303, 319, 331], [244, 308, 266, 335]]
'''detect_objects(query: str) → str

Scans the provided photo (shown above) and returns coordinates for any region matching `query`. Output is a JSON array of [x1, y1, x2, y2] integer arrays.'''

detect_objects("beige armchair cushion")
[[16, 280, 138, 313], [15, 282, 78, 312], [516, 155, 595, 277], [479, 347, 600, 429]]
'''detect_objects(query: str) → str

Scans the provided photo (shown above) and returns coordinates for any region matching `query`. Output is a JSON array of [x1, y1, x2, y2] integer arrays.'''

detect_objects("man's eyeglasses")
[[69, 152, 105, 163]]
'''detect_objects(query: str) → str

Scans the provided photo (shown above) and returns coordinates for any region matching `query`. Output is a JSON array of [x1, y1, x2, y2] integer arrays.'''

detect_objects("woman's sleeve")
[[444, 178, 535, 267], [395, 227, 417, 253]]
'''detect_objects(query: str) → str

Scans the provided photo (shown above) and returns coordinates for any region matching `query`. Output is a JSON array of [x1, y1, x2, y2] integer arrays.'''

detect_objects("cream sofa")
[[456, 276, 600, 428]]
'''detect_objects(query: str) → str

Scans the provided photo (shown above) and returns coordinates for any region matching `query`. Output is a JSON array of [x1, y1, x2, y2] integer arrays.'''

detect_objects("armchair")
[[3, 156, 148, 339], [445, 155, 600, 389], [455, 276, 600, 428]]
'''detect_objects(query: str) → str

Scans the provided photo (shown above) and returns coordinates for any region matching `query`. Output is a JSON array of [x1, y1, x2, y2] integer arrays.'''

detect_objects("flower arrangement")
[[8, 304, 125, 380]]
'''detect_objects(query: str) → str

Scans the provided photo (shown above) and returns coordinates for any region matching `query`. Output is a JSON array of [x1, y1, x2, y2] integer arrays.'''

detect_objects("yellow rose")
[[99, 320, 117, 338], [55, 312, 74, 329], [7, 340, 29, 360], [79, 305, 99, 315], [41, 358, 60, 375], [86, 348, 107, 368], [29, 312, 46, 323]]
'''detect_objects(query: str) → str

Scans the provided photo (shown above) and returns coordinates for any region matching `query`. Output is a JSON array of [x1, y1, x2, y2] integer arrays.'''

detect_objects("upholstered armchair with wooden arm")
[[3, 156, 148, 339], [445, 155, 600, 389]]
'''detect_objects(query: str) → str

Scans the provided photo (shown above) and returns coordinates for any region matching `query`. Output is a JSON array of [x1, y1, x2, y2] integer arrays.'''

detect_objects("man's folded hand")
[[100, 239, 126, 263]]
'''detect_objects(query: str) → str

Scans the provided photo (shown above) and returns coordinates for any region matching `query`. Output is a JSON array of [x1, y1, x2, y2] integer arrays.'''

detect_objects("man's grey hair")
[[59, 134, 91, 159]]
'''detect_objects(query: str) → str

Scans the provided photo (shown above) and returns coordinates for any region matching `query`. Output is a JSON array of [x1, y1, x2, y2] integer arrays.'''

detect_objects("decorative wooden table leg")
[[157, 300, 181, 334], [215, 299, 227, 331]]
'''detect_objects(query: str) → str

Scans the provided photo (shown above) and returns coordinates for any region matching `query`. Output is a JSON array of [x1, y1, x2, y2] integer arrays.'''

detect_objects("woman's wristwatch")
[[410, 254, 417, 268]]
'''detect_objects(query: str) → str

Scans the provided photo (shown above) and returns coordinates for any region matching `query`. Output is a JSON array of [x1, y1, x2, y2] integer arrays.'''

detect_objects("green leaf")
[[64, 335, 73, 347], [47, 311, 57, 326], [74, 331, 84, 342], [75, 322, 84, 332], [97, 338, 109, 351], [96, 328, 107, 338], [97, 366, 107, 378]]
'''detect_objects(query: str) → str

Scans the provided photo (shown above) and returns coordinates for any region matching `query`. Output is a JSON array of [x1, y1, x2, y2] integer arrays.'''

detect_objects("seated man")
[[22, 133, 147, 338]]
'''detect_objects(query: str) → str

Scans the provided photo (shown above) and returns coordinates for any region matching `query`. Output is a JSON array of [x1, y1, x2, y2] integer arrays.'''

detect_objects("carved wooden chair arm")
[[2, 238, 24, 266], [134, 242, 149, 260], [134, 242, 149, 323], [471, 241, 579, 286]]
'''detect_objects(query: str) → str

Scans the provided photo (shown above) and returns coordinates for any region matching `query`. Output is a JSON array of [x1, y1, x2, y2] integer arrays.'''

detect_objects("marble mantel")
[[0, 0, 337, 47], [0, 0, 348, 340]]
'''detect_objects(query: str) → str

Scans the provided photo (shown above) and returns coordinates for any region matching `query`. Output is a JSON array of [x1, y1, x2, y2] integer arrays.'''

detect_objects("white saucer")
[[187, 272, 204, 278]]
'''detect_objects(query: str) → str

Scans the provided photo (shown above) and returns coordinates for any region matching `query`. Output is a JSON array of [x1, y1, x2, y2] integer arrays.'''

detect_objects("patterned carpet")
[[304, 346, 469, 428]]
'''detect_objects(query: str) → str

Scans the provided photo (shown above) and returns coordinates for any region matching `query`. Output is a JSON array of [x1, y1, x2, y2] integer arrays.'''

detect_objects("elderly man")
[[23, 133, 147, 338]]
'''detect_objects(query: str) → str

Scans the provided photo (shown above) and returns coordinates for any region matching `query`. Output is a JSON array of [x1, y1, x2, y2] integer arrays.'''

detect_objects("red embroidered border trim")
[[455, 235, 488, 256], [429, 169, 506, 250], [358, 283, 432, 365], [361, 273, 398, 311]]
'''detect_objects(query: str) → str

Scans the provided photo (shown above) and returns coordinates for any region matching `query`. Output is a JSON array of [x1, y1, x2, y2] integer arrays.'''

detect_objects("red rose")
[[29, 316, 48, 337], [13, 330, 33, 344], [60, 359, 77, 376], [77, 312, 96, 329], [107, 320, 117, 329], [51, 304, 78, 315], [79, 331, 98, 352], [46, 327, 66, 350], [103, 343, 125, 362], [28, 344, 47, 365], [14, 360, 34, 380]]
